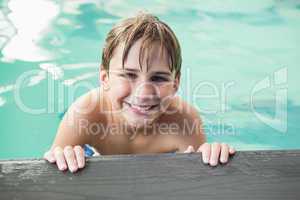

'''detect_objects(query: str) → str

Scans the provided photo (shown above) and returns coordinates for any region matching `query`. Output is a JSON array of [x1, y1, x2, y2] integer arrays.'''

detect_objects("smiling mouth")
[[123, 101, 159, 114]]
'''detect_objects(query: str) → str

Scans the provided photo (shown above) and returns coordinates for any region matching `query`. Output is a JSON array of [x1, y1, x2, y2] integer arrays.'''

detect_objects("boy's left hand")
[[184, 142, 235, 166]]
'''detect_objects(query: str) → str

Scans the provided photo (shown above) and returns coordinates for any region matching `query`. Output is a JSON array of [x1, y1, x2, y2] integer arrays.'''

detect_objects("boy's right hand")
[[43, 145, 85, 173]]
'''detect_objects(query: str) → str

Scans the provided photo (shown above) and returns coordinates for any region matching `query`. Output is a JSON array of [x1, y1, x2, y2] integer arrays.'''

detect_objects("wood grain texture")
[[1, 150, 300, 200]]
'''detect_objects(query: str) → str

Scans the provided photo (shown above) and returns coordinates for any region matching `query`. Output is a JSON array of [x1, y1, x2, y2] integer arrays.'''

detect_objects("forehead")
[[109, 39, 171, 72]]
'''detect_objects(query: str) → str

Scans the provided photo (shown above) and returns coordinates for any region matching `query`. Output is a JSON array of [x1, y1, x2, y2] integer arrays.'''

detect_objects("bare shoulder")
[[167, 96, 201, 122], [66, 86, 111, 134], [69, 87, 102, 113], [51, 87, 109, 149]]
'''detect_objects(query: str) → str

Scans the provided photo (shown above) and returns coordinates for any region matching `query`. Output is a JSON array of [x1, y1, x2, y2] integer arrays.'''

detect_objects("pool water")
[[0, 0, 299, 159]]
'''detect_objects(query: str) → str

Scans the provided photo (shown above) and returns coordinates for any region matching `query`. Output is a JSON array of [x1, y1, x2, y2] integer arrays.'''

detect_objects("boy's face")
[[100, 39, 179, 127]]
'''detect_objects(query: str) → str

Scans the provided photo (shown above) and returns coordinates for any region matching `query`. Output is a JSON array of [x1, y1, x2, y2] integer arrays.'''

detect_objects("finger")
[[197, 143, 210, 164], [196, 142, 207, 152], [74, 145, 85, 169], [44, 150, 56, 163], [210, 143, 221, 166], [64, 146, 78, 173], [183, 145, 195, 153], [229, 147, 236, 155], [54, 147, 67, 171], [220, 143, 229, 163]]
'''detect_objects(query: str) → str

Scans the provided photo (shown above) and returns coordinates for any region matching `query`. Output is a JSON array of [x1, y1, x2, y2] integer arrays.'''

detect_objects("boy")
[[44, 13, 235, 173]]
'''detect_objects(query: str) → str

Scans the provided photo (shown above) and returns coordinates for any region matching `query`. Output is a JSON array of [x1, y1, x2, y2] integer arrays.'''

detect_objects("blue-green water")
[[0, 0, 299, 159]]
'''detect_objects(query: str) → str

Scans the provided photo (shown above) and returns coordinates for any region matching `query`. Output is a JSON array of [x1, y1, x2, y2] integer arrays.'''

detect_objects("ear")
[[173, 72, 180, 93], [99, 65, 110, 90]]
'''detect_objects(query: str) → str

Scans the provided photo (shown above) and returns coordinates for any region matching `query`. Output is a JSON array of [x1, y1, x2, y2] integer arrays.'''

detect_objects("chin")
[[120, 101, 161, 124], [124, 115, 153, 127], [122, 111, 161, 129]]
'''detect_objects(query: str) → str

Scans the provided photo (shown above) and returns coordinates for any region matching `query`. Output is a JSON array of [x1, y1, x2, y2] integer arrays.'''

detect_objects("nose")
[[133, 81, 159, 103]]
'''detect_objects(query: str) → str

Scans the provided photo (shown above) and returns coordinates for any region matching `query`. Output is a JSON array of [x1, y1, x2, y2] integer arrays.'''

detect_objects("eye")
[[150, 76, 169, 82], [119, 73, 137, 79]]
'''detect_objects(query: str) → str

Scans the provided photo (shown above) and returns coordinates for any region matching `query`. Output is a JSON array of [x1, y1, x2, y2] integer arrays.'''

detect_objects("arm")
[[44, 90, 99, 172], [50, 103, 92, 150], [175, 100, 235, 166], [175, 100, 206, 152]]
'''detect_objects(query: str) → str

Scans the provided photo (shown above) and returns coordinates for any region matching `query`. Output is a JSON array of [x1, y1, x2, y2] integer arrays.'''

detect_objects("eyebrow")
[[152, 71, 172, 76], [123, 68, 172, 76], [123, 68, 140, 72]]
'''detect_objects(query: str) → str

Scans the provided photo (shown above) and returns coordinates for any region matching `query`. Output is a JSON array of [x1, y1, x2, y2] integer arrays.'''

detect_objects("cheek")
[[158, 84, 175, 99], [108, 80, 131, 105], [158, 84, 176, 108]]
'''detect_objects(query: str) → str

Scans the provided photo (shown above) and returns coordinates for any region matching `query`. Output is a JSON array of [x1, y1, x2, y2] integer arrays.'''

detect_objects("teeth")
[[132, 104, 152, 111], [124, 102, 158, 112]]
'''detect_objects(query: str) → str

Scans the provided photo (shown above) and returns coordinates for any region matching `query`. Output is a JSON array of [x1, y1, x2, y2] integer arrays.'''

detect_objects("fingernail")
[[59, 165, 66, 171], [203, 157, 209, 164], [69, 168, 75, 173], [210, 160, 217, 166], [78, 163, 84, 168]]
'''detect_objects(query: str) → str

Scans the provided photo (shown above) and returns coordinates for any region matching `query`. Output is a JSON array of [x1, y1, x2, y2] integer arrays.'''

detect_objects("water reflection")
[[1, 0, 59, 62]]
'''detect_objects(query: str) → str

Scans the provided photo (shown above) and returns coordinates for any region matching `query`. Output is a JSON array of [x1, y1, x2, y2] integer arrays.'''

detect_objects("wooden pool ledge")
[[1, 150, 300, 200]]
